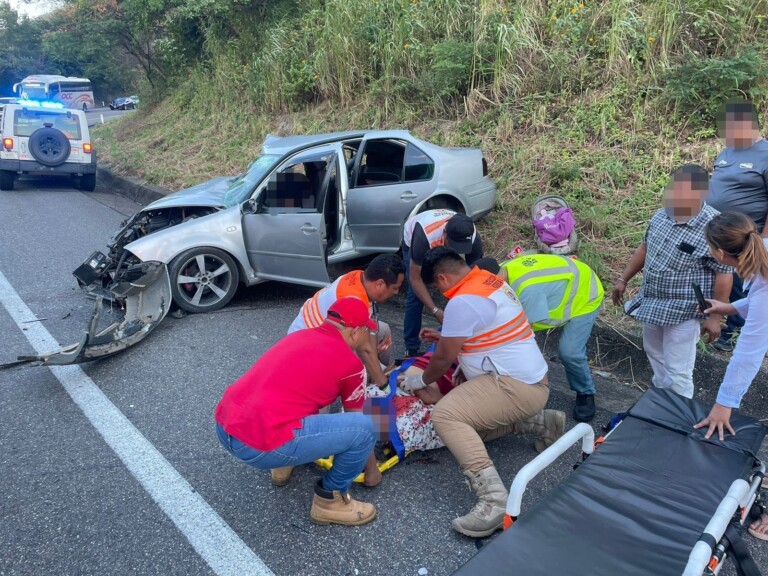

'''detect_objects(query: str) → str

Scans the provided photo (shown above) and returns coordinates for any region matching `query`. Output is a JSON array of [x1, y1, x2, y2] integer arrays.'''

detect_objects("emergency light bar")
[[18, 100, 65, 109]]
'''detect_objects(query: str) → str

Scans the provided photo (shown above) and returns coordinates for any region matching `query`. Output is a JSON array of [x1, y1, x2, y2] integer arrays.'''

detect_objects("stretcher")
[[453, 388, 767, 576]]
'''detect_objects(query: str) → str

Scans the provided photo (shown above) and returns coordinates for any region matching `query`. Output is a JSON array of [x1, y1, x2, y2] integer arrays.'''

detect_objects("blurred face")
[[663, 175, 705, 223], [370, 274, 404, 302], [719, 113, 760, 148]]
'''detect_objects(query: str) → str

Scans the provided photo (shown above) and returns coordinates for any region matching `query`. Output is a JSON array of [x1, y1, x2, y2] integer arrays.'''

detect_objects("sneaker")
[[573, 393, 596, 423], [309, 480, 377, 526], [713, 337, 734, 352]]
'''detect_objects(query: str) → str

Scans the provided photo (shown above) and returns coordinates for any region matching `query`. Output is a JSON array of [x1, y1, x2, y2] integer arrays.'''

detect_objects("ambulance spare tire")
[[28, 127, 71, 167]]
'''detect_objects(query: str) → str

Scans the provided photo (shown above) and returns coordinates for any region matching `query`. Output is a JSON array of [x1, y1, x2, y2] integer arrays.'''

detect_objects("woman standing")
[[693, 211, 768, 540]]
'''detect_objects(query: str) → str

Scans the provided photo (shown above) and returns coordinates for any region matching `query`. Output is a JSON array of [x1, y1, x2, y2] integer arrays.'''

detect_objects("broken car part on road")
[[1, 262, 171, 368]]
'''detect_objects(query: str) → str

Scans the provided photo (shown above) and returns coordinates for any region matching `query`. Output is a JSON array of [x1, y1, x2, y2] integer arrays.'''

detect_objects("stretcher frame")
[[453, 389, 766, 576]]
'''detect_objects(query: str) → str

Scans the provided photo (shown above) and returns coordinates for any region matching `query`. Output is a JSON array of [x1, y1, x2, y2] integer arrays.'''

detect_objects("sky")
[[7, 0, 60, 18]]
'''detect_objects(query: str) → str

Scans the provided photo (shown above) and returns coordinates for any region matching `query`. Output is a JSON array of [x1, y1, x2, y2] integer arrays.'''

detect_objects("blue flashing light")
[[18, 99, 65, 109]]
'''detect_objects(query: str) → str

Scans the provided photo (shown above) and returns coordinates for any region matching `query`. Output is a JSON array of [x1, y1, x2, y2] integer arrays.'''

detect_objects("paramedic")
[[288, 253, 405, 387], [476, 255, 604, 423], [401, 209, 484, 357], [693, 211, 768, 540], [215, 297, 378, 527], [399, 247, 565, 538]]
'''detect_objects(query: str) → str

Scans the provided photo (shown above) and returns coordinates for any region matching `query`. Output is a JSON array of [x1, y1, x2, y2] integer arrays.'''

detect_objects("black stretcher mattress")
[[452, 388, 766, 575]]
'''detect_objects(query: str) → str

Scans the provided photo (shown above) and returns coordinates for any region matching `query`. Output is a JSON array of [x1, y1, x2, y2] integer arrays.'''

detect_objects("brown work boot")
[[270, 466, 294, 487], [309, 480, 377, 526], [513, 409, 566, 453]]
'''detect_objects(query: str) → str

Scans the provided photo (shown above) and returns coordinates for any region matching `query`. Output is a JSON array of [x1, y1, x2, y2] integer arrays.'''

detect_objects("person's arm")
[[762, 168, 768, 238], [700, 271, 732, 343], [612, 243, 647, 305], [356, 333, 388, 387], [409, 259, 444, 323], [695, 282, 768, 439]]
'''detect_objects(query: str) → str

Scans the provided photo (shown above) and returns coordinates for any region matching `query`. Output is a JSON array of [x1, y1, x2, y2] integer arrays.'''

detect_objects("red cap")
[[326, 297, 376, 330]]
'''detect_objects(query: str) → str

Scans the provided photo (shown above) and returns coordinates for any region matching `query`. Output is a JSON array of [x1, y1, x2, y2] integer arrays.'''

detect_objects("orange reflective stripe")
[[423, 217, 450, 235], [466, 311, 527, 343], [307, 296, 324, 327], [462, 325, 533, 352]]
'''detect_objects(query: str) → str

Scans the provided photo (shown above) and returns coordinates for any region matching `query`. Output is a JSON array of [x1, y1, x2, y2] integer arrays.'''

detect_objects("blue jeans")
[[403, 247, 425, 351], [722, 273, 747, 341], [216, 412, 375, 493], [556, 308, 599, 395]]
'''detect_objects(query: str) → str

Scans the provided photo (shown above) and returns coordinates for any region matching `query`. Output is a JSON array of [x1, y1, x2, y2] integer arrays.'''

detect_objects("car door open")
[[241, 147, 336, 287]]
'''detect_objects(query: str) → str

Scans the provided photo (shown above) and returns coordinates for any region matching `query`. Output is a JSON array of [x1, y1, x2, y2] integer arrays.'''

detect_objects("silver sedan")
[[76, 129, 497, 312]]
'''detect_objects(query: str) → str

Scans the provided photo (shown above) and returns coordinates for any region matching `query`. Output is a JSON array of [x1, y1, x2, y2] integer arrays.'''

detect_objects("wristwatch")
[[431, 306, 440, 316]]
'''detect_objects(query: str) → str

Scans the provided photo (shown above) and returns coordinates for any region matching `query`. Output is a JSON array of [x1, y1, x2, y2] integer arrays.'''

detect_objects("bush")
[[662, 48, 768, 123]]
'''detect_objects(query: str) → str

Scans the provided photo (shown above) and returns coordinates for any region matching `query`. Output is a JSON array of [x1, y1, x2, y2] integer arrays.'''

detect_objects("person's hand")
[[377, 335, 392, 352], [452, 367, 466, 387], [419, 328, 441, 343], [694, 403, 735, 441], [434, 309, 445, 324], [398, 373, 427, 393], [702, 298, 730, 316], [611, 280, 627, 306], [700, 315, 721, 344]]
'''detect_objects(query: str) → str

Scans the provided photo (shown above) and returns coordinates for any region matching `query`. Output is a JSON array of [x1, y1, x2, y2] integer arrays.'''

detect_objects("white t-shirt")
[[441, 294, 548, 383]]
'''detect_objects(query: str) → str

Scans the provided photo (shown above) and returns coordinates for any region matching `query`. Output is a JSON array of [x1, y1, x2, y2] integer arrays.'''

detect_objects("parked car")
[[0, 101, 96, 191], [75, 130, 496, 312]]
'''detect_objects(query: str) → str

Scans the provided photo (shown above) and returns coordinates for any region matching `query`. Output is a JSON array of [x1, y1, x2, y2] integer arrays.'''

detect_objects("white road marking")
[[0, 270, 274, 576]]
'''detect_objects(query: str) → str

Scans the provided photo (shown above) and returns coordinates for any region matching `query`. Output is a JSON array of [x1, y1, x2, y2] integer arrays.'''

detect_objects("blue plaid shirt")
[[626, 203, 733, 326]]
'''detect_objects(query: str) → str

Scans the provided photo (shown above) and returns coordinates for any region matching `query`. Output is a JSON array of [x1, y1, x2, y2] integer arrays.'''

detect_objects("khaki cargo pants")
[[431, 373, 549, 472]]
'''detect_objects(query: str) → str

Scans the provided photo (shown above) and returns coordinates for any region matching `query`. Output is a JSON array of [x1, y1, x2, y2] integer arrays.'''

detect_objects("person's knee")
[[558, 341, 585, 364], [350, 412, 376, 448], [431, 401, 457, 435]]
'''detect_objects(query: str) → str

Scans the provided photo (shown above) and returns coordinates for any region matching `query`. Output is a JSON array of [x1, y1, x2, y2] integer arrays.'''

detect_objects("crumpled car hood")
[[143, 176, 235, 211]]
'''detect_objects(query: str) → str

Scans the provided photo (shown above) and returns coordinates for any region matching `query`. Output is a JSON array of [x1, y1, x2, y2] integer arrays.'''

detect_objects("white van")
[[0, 101, 96, 191]]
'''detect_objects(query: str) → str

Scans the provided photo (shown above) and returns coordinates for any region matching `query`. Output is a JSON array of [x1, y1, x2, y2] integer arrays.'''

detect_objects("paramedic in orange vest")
[[288, 254, 405, 387], [399, 247, 565, 538], [402, 209, 484, 356]]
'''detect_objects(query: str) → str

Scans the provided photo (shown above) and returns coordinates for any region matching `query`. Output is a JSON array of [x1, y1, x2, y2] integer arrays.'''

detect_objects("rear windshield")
[[13, 110, 82, 140]]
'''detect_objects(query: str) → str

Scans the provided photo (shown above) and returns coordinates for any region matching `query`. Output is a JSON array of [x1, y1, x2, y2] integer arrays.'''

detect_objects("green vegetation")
[[9, 0, 768, 290]]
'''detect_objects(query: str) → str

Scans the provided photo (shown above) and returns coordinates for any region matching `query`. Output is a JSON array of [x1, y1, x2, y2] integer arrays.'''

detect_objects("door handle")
[[300, 225, 318, 234], [400, 191, 417, 200]]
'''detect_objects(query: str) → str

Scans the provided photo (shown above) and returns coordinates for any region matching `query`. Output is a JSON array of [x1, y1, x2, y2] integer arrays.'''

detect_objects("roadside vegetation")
[[5, 0, 768, 300]]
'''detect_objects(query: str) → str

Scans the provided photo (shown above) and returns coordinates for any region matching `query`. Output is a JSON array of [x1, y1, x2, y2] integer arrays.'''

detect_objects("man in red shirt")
[[215, 297, 378, 526]]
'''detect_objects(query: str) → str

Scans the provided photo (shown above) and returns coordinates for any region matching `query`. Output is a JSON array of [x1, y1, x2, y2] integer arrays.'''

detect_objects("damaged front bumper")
[[3, 260, 171, 367]]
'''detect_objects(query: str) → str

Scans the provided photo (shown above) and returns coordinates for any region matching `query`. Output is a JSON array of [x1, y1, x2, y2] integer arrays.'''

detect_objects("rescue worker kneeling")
[[400, 247, 565, 538], [214, 297, 377, 527]]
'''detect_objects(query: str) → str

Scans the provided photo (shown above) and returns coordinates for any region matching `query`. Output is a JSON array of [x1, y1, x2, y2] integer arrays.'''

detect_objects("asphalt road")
[[85, 107, 131, 127], [0, 177, 766, 576]]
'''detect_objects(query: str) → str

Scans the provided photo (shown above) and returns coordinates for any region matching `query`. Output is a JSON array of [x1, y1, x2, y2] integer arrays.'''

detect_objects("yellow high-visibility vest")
[[501, 254, 604, 331]]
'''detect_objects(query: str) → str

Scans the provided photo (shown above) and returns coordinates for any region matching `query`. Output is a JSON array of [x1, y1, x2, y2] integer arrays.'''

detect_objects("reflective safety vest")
[[402, 209, 456, 248], [288, 270, 371, 333], [444, 267, 538, 377], [501, 254, 604, 331]]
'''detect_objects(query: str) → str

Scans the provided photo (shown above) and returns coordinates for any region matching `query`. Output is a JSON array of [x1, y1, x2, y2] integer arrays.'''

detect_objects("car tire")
[[423, 196, 466, 214], [0, 170, 14, 191], [169, 247, 240, 313], [28, 127, 71, 167], [80, 173, 96, 192]]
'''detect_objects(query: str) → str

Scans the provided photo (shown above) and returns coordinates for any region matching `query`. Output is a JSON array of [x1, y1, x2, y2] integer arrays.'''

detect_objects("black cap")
[[445, 214, 475, 254]]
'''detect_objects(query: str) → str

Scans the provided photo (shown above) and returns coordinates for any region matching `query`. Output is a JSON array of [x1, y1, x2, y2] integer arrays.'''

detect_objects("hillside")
[[92, 0, 768, 287]]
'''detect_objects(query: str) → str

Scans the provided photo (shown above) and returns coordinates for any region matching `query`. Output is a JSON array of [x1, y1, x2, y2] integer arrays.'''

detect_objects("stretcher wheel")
[[748, 502, 764, 521]]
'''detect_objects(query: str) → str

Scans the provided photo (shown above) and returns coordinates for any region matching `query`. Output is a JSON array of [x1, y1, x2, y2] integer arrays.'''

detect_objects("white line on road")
[[0, 270, 274, 576]]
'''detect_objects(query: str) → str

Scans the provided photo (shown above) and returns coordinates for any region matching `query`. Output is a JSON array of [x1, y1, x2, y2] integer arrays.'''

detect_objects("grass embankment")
[[92, 0, 768, 330]]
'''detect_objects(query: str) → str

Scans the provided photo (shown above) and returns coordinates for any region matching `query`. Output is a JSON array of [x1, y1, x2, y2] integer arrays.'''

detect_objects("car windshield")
[[223, 154, 280, 207]]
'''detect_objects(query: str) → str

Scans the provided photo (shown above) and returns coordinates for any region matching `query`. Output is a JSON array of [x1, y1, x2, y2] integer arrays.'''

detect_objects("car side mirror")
[[243, 198, 265, 215]]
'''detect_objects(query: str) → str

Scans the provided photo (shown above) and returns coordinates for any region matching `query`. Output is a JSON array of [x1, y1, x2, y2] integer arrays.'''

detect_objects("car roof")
[[261, 129, 416, 156]]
